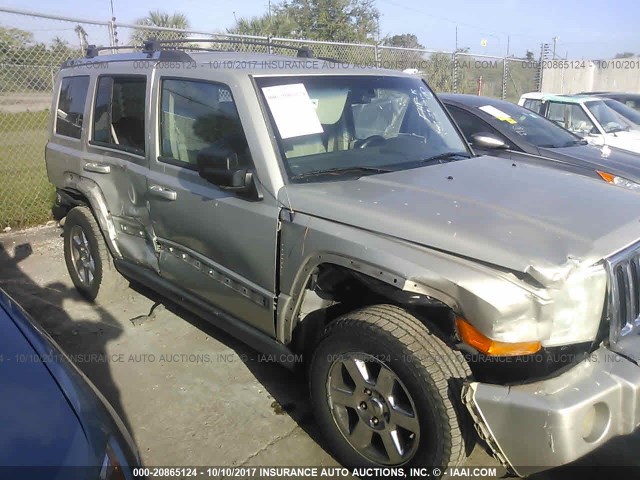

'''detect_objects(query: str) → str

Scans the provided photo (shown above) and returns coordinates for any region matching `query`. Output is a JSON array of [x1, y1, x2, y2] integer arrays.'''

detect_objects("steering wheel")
[[355, 135, 387, 149]]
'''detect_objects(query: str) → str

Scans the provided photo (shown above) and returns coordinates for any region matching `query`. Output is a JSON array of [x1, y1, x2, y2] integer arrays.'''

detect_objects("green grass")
[[0, 110, 54, 229]]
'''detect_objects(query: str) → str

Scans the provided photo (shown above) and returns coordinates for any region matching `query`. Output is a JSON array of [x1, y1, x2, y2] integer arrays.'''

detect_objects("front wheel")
[[309, 304, 473, 473]]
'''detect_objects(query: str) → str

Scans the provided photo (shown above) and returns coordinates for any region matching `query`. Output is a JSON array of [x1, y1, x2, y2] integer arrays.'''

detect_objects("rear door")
[[83, 70, 156, 266], [146, 75, 279, 336]]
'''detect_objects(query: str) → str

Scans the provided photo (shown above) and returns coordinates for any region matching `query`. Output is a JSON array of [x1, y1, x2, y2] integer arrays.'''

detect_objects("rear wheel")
[[309, 304, 473, 474], [63, 206, 127, 303]]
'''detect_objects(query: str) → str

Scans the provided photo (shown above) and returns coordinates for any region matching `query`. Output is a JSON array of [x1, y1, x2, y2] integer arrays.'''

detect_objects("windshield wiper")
[[290, 165, 394, 181], [418, 151, 471, 165], [560, 139, 589, 147]]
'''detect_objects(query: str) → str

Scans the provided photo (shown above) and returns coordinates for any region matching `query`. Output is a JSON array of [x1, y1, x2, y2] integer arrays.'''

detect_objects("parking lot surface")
[[1, 224, 639, 479]]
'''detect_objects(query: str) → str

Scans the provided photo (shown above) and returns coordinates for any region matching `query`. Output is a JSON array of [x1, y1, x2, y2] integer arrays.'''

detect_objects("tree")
[[0, 25, 33, 57], [383, 33, 424, 49], [274, 0, 380, 43], [132, 10, 190, 44], [227, 13, 298, 37], [228, 0, 380, 42], [525, 50, 535, 61], [614, 52, 635, 58]]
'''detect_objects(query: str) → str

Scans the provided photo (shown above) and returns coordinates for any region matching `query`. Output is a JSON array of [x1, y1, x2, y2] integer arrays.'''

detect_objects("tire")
[[63, 206, 127, 303], [309, 304, 473, 475]]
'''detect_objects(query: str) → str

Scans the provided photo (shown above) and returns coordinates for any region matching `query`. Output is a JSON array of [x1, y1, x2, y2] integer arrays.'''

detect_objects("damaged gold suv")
[[46, 39, 640, 476]]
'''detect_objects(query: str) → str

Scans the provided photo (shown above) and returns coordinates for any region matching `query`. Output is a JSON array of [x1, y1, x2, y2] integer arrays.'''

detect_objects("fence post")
[[536, 43, 545, 92], [374, 43, 381, 68], [502, 58, 508, 100], [267, 35, 273, 54], [452, 52, 458, 93], [107, 20, 115, 52]]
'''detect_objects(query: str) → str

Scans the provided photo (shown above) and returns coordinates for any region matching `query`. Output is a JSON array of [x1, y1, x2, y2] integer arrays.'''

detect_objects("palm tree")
[[227, 13, 297, 38], [132, 10, 191, 44]]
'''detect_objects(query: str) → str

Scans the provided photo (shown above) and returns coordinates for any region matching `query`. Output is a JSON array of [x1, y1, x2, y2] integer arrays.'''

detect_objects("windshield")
[[603, 99, 640, 126], [584, 100, 636, 133], [255, 75, 469, 182], [476, 101, 581, 148]]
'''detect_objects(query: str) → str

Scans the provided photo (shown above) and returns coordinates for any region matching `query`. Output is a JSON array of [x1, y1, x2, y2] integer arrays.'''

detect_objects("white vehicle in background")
[[519, 92, 640, 154]]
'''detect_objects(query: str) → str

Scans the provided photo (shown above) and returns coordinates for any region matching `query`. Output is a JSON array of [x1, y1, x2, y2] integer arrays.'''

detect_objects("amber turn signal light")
[[596, 170, 615, 183], [456, 316, 542, 356]]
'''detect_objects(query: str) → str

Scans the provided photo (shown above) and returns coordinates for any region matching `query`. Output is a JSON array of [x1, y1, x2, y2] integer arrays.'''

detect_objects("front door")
[[147, 77, 278, 336]]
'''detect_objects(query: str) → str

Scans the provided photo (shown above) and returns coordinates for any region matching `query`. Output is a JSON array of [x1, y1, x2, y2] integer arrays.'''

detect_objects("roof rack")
[[83, 38, 315, 60], [140, 38, 315, 58], [84, 44, 137, 58]]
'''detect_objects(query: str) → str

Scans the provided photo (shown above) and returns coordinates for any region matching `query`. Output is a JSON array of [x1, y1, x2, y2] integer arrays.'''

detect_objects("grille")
[[606, 244, 640, 347]]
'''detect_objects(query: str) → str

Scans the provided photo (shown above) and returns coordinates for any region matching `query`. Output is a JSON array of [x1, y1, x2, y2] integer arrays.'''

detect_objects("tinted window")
[[602, 99, 640, 126], [625, 100, 640, 111], [160, 79, 250, 168], [93, 76, 146, 154], [447, 106, 505, 143], [467, 101, 579, 148], [523, 99, 542, 114], [56, 76, 89, 139]]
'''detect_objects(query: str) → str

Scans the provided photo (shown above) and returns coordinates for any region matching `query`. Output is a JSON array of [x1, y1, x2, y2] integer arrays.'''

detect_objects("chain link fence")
[[0, 6, 542, 229]]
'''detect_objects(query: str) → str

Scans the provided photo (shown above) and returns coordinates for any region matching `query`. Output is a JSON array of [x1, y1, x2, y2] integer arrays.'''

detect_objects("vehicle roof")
[[439, 93, 519, 110], [520, 91, 606, 104], [62, 50, 413, 78], [580, 91, 640, 99]]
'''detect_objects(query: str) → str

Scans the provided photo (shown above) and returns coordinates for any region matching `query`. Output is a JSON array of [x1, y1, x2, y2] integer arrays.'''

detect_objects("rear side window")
[[159, 79, 251, 168], [56, 76, 90, 139], [93, 76, 147, 155], [523, 99, 542, 114]]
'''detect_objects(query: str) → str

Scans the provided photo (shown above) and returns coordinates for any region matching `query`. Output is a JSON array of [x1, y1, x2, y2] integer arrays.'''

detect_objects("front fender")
[[278, 211, 551, 345]]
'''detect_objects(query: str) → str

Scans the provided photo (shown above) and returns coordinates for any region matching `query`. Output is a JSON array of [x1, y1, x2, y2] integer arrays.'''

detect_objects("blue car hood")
[[539, 144, 640, 181], [0, 308, 94, 474]]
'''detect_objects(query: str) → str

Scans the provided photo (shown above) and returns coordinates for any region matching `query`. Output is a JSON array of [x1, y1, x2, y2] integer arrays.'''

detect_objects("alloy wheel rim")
[[70, 225, 95, 287], [326, 352, 420, 465]]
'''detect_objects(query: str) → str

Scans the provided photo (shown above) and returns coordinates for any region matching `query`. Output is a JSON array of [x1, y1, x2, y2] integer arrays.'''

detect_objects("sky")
[[1, 0, 638, 59]]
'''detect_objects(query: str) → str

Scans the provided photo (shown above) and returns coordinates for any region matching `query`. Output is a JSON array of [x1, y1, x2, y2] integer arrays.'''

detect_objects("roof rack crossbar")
[[141, 38, 314, 58], [85, 44, 140, 58]]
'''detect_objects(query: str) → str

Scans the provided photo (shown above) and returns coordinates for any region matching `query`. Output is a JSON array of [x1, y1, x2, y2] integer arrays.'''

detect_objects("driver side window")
[[159, 79, 251, 169], [447, 106, 506, 147], [566, 104, 596, 136]]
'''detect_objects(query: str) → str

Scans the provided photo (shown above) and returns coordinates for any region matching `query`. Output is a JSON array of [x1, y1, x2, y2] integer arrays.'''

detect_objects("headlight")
[[99, 438, 127, 480], [543, 264, 607, 347], [597, 170, 640, 192]]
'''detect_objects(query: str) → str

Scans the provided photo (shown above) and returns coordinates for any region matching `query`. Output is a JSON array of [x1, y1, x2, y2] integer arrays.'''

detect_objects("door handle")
[[83, 162, 111, 174], [149, 184, 177, 201]]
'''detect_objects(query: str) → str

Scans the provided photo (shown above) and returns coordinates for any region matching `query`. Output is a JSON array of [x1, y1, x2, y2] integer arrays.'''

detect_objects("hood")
[[280, 156, 640, 282], [0, 290, 138, 477], [603, 130, 640, 154], [539, 144, 640, 183], [0, 303, 94, 475]]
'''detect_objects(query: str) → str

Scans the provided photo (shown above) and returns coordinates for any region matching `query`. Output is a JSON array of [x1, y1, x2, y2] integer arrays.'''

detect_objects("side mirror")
[[471, 132, 509, 150], [196, 146, 251, 192]]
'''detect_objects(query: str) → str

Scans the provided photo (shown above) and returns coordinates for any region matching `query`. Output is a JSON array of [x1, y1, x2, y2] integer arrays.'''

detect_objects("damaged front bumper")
[[463, 345, 640, 476]]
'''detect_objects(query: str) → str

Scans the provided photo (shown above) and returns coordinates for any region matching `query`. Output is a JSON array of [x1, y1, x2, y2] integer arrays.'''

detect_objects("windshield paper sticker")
[[479, 105, 517, 124], [262, 84, 324, 139]]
